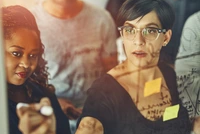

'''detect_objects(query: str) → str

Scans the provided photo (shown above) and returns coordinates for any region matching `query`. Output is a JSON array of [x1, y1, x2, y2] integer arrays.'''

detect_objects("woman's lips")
[[132, 51, 147, 58], [16, 72, 27, 79]]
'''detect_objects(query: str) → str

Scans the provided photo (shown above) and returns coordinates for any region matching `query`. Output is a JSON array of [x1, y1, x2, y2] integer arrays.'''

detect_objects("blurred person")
[[82, 0, 127, 64], [81, 0, 125, 26], [1, 5, 71, 134], [82, 0, 109, 8], [30, 0, 118, 133], [175, 11, 200, 134]]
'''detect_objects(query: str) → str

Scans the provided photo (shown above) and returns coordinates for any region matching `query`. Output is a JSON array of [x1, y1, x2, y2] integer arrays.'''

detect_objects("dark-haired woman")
[[1, 5, 71, 134], [75, 0, 192, 133]]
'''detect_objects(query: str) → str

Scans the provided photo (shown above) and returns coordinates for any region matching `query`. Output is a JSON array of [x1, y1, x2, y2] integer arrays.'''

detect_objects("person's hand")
[[57, 98, 82, 120], [16, 97, 56, 134], [193, 116, 200, 134], [75, 117, 104, 134]]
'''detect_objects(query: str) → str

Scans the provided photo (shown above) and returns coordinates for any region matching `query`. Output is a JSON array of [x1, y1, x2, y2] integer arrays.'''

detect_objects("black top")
[[8, 82, 71, 134], [77, 62, 191, 134]]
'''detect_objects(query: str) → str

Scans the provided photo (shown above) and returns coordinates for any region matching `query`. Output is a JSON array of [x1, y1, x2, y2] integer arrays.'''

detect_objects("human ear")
[[163, 42, 167, 46], [163, 29, 172, 47]]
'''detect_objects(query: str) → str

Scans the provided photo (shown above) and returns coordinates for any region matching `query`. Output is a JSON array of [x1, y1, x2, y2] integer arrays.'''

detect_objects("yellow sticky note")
[[163, 104, 180, 121], [144, 78, 162, 97]]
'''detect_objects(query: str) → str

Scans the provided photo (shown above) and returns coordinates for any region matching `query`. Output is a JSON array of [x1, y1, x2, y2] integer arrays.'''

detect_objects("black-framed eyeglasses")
[[118, 26, 166, 41]]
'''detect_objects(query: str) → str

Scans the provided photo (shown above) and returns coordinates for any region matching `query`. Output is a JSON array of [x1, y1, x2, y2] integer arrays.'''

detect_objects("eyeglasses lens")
[[122, 27, 159, 41]]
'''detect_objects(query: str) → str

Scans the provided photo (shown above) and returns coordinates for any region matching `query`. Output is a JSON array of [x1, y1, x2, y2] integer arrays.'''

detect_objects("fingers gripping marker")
[[16, 103, 29, 109], [16, 103, 53, 116]]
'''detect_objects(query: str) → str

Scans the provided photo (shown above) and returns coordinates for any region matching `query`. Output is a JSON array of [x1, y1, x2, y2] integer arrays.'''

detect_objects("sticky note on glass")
[[163, 104, 180, 121], [144, 77, 161, 97]]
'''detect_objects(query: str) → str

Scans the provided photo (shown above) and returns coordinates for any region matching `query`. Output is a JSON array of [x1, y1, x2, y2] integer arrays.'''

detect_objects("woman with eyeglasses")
[[75, 0, 192, 134]]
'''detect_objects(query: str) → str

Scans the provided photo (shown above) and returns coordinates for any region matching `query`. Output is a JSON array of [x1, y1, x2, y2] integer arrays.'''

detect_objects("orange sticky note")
[[163, 104, 180, 121], [144, 77, 162, 97]]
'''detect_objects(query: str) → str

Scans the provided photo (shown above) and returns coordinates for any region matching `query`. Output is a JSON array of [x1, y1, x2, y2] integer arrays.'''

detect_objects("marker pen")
[[17, 102, 53, 116]]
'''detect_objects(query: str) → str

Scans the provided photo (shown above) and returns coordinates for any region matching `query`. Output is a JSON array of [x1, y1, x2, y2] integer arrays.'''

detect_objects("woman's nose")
[[133, 32, 145, 46], [19, 57, 30, 68]]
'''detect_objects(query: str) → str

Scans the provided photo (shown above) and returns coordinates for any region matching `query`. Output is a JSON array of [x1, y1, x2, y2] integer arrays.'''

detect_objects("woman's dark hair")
[[117, 0, 175, 30], [1, 5, 51, 92]]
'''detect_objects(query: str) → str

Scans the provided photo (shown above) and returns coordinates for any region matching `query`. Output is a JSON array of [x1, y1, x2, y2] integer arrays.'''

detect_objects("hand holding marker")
[[17, 102, 53, 116], [16, 98, 56, 134]]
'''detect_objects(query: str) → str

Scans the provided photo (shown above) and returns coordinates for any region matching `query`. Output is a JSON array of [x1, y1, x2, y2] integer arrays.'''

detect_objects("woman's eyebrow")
[[145, 23, 160, 28], [124, 22, 160, 28], [124, 22, 135, 27], [9, 45, 24, 49], [9, 45, 40, 52]]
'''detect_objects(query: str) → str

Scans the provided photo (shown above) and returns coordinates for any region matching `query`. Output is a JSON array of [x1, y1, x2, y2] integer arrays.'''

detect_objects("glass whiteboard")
[[0, 2, 9, 134]]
